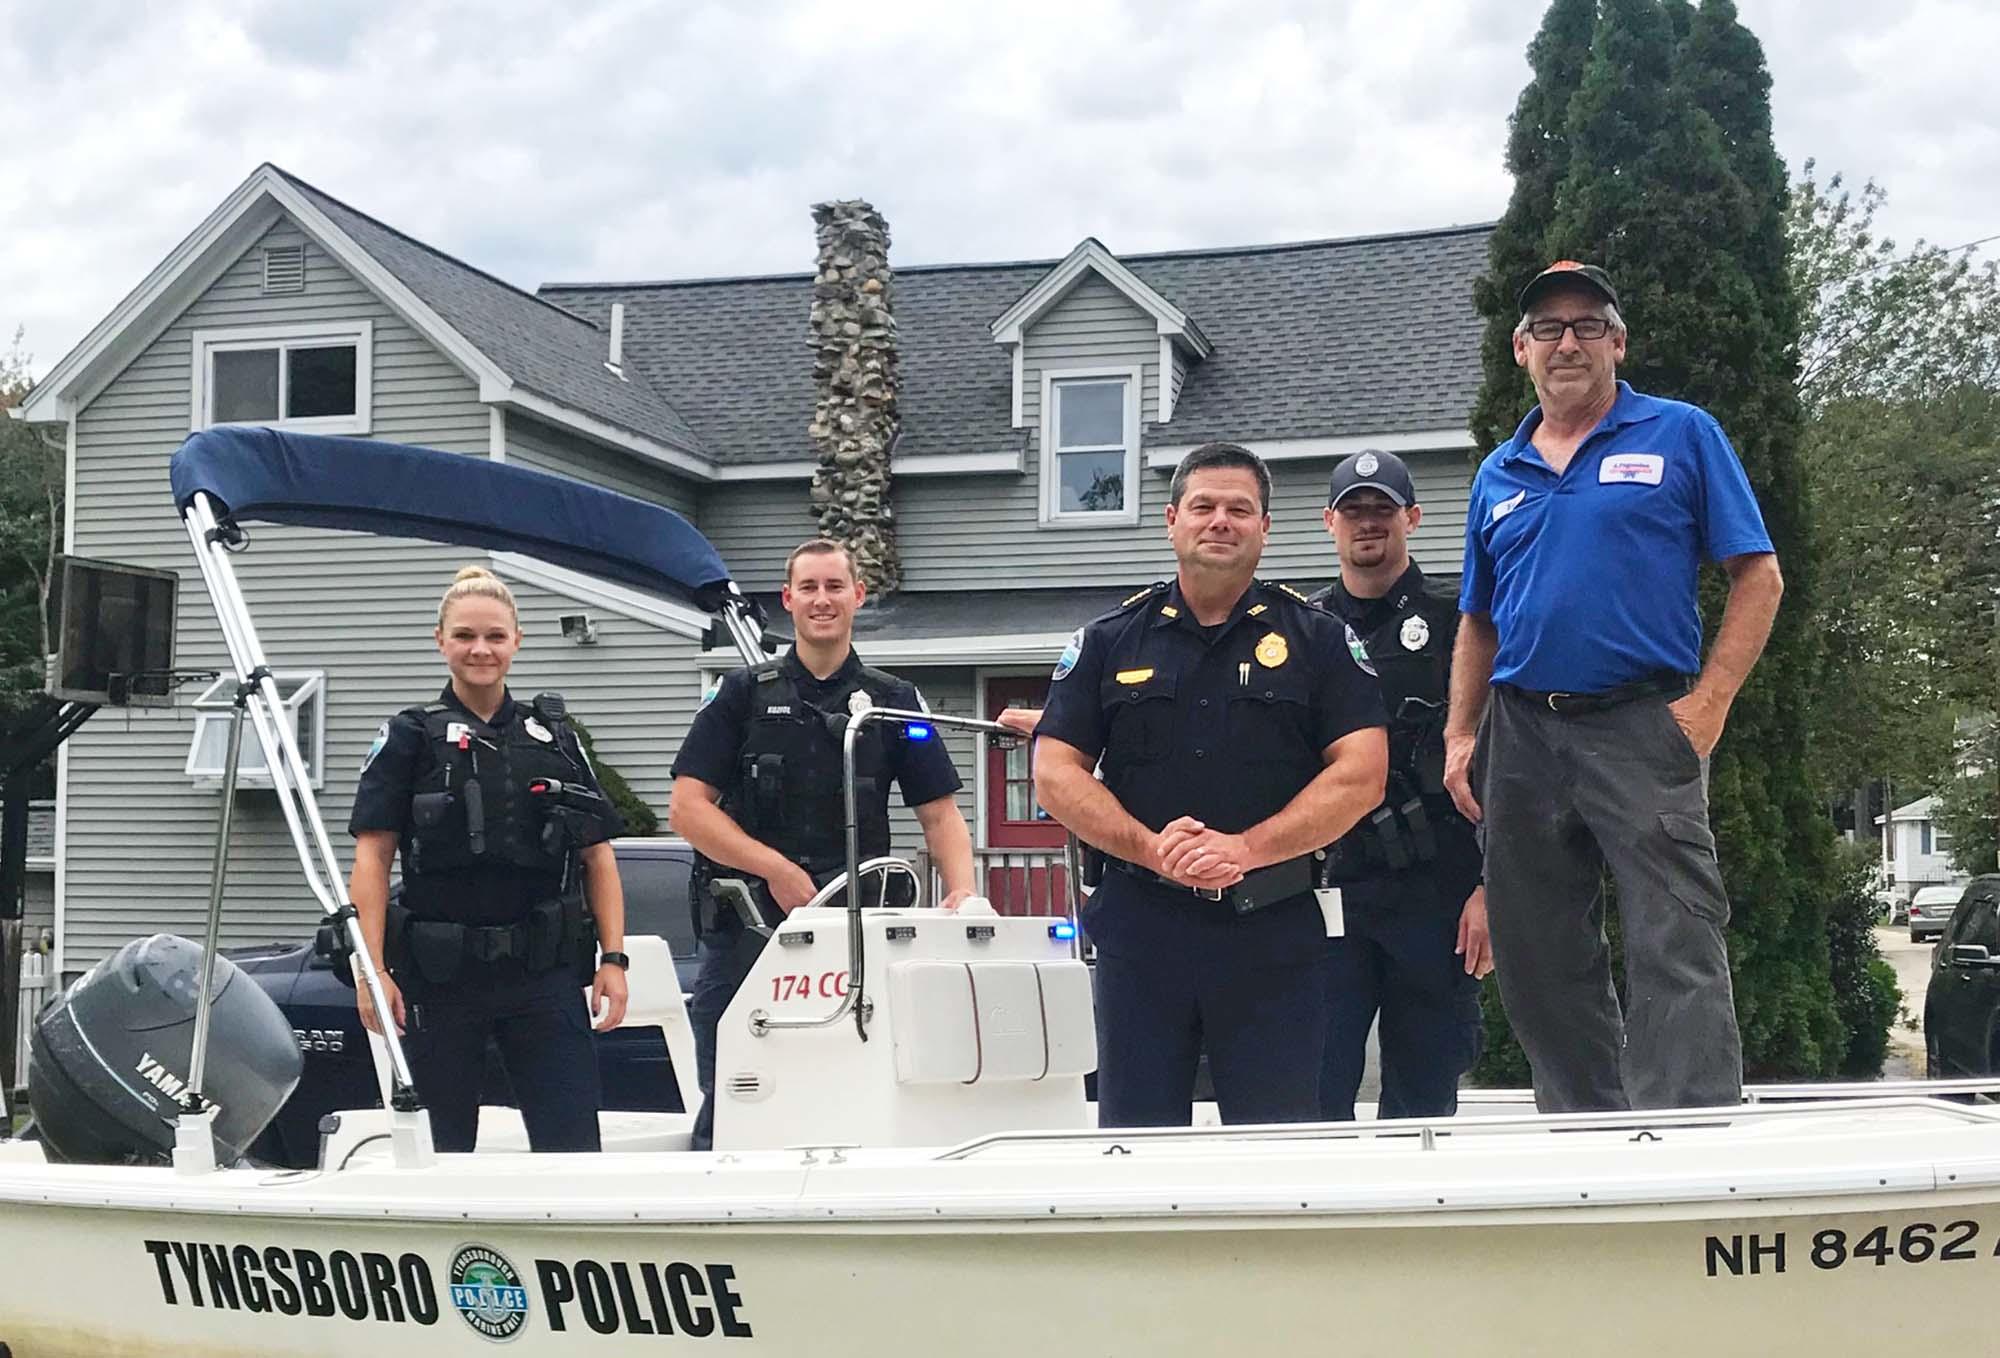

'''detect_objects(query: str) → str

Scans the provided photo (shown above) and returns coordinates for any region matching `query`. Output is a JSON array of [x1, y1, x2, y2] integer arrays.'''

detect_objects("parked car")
[[1909, 884, 1965, 942], [1924, 875, 2000, 1079], [228, 837, 702, 1168]]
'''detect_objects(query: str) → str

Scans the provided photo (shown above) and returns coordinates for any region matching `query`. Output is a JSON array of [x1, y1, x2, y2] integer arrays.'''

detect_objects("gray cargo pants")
[[1478, 685, 1742, 1112]]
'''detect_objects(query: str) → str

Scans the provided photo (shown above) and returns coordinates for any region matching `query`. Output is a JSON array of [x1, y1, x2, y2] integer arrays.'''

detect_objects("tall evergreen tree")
[[1467, 0, 1597, 453], [1471, 0, 1863, 1076]]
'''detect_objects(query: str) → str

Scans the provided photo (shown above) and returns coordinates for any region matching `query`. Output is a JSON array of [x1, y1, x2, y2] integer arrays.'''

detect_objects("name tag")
[[1490, 490, 1526, 523], [1600, 453, 1664, 485]]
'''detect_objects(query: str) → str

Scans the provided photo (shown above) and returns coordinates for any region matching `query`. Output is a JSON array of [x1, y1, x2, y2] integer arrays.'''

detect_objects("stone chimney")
[[807, 199, 901, 595]]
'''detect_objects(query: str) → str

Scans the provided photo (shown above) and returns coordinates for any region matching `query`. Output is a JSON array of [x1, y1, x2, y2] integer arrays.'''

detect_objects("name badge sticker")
[[1490, 489, 1526, 523], [1600, 453, 1664, 485]]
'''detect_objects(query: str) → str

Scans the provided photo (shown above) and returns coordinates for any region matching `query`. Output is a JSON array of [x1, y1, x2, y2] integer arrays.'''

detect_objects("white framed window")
[[1039, 366, 1142, 527], [185, 671, 327, 790], [189, 321, 372, 435]]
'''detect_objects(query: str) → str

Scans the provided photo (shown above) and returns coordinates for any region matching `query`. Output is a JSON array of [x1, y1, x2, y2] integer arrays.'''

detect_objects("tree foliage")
[[1788, 171, 2000, 799], [1470, 0, 1868, 1080], [0, 330, 62, 720]]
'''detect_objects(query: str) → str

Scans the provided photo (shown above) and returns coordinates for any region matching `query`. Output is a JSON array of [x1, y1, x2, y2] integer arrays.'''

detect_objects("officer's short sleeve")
[[347, 712, 424, 837], [1690, 411, 1776, 562], [670, 670, 751, 788], [1033, 623, 1107, 760], [1459, 465, 1497, 616], [1306, 614, 1389, 753], [889, 683, 963, 807]]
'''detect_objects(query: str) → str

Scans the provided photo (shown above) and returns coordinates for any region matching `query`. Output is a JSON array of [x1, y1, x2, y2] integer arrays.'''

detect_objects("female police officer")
[[348, 565, 629, 1152]]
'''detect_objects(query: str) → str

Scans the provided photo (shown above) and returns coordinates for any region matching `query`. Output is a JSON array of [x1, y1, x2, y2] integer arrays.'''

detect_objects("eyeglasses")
[[1332, 500, 1405, 520], [1523, 317, 1615, 343]]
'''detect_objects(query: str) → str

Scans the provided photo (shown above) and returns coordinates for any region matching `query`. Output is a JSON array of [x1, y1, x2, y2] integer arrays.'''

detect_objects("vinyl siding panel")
[[62, 217, 495, 968], [900, 273, 1166, 590], [507, 413, 699, 518], [696, 481, 817, 592], [22, 873, 54, 940]]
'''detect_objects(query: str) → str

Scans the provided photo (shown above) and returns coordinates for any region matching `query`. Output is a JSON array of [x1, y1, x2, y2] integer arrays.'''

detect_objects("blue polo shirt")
[[1459, 382, 1774, 693]]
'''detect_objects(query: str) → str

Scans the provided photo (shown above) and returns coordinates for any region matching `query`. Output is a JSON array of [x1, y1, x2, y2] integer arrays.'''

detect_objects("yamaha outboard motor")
[[27, 934, 303, 1164]]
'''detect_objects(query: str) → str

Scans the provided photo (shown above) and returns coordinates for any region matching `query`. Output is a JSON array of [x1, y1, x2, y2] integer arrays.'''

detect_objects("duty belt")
[[1503, 672, 1690, 716], [1106, 854, 1317, 916]]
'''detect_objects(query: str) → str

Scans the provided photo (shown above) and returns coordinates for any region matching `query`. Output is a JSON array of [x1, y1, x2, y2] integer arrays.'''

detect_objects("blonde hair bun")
[[438, 564, 518, 628]]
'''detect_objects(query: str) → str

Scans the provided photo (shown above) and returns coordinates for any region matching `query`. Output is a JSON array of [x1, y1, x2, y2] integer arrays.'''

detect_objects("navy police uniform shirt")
[[1036, 578, 1386, 837], [1460, 381, 1775, 693], [672, 648, 963, 809], [349, 683, 618, 928]]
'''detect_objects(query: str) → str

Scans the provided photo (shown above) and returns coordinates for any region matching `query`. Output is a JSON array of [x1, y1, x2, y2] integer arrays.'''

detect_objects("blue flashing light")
[[1049, 921, 1078, 941], [906, 722, 933, 741]]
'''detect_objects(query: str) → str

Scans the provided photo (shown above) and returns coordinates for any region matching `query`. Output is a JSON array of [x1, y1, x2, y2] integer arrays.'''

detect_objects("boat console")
[[713, 902, 1095, 1151]]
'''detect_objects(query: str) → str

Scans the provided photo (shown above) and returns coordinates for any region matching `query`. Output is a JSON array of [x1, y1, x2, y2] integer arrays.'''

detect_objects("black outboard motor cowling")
[[28, 934, 303, 1164]]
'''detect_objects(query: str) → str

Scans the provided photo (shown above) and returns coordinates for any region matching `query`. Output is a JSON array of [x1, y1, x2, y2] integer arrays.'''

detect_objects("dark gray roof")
[[275, 168, 706, 455], [544, 224, 1492, 466]]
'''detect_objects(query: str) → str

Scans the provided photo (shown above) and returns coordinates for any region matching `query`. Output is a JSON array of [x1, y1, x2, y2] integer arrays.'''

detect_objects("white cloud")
[[4, 0, 1995, 377]]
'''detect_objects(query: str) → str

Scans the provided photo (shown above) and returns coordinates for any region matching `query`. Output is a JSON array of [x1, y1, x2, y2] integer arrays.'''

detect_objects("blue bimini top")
[[170, 426, 734, 611]]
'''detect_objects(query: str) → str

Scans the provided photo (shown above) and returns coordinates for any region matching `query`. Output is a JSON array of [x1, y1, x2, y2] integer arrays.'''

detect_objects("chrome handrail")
[[748, 857, 923, 1037]]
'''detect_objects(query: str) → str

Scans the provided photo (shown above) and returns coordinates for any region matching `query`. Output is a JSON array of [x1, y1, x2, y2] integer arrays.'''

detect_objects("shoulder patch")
[[696, 678, 722, 713], [360, 720, 390, 773], [1345, 623, 1379, 677], [1052, 627, 1085, 681]]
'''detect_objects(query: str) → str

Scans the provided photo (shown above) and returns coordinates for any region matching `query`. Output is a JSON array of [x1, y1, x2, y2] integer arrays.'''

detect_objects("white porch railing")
[[917, 847, 1076, 917], [13, 952, 48, 1093]]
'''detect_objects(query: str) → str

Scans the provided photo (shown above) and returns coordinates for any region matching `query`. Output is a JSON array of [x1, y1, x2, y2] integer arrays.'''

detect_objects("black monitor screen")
[[48, 556, 178, 706]]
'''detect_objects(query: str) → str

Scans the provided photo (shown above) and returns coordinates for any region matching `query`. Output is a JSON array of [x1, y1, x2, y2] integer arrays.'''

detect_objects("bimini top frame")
[[169, 427, 768, 1167]]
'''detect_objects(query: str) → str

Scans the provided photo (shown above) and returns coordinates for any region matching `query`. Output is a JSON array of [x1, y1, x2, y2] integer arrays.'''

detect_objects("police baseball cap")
[[1518, 260, 1620, 314], [1327, 449, 1416, 508]]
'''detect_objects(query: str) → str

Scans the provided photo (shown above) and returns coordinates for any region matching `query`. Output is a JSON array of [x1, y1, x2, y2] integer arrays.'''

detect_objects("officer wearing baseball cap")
[[1310, 449, 1489, 1121]]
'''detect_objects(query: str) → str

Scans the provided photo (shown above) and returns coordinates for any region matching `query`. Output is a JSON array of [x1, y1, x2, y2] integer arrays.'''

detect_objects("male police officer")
[[1034, 443, 1387, 1127], [669, 538, 976, 1150], [1310, 450, 1490, 1121], [1445, 262, 1784, 1112]]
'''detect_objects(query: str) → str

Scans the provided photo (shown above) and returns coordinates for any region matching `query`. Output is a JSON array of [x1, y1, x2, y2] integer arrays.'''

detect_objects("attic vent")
[[262, 245, 306, 294]]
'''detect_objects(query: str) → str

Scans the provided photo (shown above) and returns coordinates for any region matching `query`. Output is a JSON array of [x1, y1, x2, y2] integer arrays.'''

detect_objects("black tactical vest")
[[1315, 577, 1464, 884], [708, 660, 904, 875], [402, 699, 587, 881]]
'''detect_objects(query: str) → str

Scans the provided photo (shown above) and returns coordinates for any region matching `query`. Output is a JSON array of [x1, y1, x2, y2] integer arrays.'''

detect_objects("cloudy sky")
[[5, 0, 1995, 379]]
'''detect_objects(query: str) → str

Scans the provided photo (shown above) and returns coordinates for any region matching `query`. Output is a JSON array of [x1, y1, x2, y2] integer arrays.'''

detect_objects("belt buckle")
[[1193, 885, 1226, 902]]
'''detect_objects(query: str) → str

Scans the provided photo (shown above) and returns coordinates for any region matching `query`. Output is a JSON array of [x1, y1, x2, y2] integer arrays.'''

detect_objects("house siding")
[[62, 218, 493, 967], [697, 481, 817, 592], [895, 450, 1469, 593], [23, 873, 54, 941], [507, 413, 699, 518]]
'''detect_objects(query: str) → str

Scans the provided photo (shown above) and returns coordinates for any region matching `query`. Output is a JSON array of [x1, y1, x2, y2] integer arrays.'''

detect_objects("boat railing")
[[933, 1088, 2000, 1160]]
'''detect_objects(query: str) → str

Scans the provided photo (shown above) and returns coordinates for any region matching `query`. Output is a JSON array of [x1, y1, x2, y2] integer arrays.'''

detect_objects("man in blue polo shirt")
[[1441, 261, 1785, 1113]]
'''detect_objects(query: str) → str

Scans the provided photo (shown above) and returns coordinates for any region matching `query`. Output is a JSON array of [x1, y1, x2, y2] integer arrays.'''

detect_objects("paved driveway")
[[1875, 925, 1934, 1080]]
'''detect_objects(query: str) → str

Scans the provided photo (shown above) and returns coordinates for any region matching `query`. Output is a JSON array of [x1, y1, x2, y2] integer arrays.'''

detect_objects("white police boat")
[[2, 428, 1998, 1358]]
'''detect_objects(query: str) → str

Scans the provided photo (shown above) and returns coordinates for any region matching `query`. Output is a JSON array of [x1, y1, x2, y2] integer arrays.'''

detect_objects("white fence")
[[12, 952, 48, 1092]]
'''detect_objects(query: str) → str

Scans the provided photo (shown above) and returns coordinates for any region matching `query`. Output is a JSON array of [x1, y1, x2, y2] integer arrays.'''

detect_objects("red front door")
[[984, 677, 1070, 915]]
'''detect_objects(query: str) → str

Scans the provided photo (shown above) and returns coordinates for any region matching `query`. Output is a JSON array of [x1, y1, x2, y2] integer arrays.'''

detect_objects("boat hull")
[[3, 1188, 1997, 1355]]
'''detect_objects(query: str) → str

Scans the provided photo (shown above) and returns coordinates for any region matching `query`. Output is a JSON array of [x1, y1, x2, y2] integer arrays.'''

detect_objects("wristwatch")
[[598, 951, 631, 970]]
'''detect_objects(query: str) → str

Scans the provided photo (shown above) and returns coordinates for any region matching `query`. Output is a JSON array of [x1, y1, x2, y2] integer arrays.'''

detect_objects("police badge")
[[522, 716, 555, 742], [1400, 614, 1430, 651], [848, 688, 873, 717]]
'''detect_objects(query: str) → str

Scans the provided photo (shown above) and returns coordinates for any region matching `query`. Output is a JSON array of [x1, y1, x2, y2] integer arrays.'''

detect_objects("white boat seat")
[[887, 959, 1095, 1085]]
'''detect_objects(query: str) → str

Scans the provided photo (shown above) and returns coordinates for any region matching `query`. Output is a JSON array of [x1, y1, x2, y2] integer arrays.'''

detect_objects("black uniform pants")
[[401, 971, 603, 1152], [1320, 868, 1482, 1121], [1478, 686, 1742, 1112], [1085, 873, 1325, 1127]]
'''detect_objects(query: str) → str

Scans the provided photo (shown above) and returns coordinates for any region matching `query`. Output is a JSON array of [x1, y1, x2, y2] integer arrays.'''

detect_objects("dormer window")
[[1041, 368, 1141, 526]]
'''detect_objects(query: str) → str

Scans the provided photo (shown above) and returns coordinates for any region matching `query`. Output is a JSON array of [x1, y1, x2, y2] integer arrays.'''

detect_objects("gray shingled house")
[[15, 164, 1489, 979]]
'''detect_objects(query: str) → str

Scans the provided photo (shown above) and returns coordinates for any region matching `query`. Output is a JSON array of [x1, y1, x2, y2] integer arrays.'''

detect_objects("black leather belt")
[[1503, 673, 1690, 716], [1107, 854, 1317, 915]]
